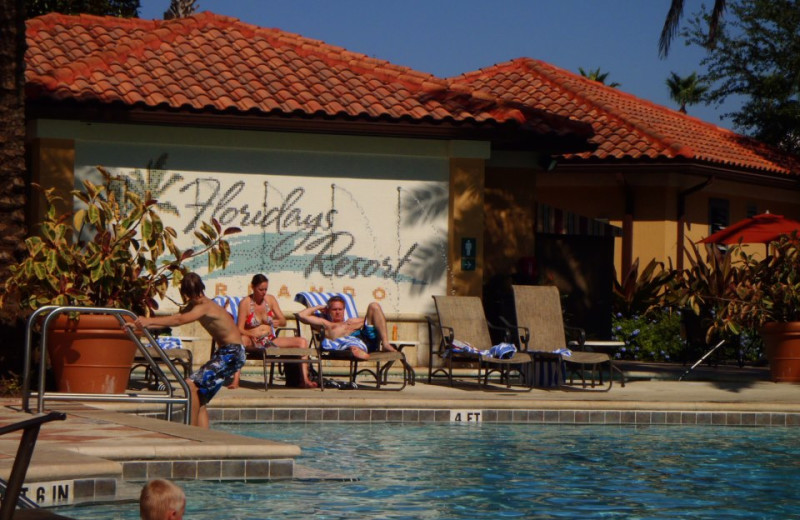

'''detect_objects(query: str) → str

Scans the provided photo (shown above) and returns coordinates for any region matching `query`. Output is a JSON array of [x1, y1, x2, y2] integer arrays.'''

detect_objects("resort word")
[[179, 179, 420, 281]]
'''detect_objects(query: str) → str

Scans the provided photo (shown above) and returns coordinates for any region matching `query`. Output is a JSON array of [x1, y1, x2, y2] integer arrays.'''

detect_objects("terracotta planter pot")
[[760, 321, 800, 383], [47, 314, 138, 394]]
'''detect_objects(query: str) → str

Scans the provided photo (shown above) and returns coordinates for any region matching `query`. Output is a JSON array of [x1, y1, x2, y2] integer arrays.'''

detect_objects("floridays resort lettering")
[[179, 180, 419, 281]]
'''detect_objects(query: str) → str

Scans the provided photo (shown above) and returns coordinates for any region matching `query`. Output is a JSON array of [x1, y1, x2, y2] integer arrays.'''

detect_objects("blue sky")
[[139, 0, 740, 130]]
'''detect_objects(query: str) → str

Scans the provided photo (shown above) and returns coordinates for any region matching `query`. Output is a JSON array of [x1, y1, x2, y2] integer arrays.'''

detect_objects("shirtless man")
[[127, 272, 245, 428], [297, 296, 397, 360]]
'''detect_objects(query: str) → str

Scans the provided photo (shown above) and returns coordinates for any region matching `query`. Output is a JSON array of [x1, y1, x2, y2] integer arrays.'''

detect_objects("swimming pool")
[[55, 422, 800, 519]]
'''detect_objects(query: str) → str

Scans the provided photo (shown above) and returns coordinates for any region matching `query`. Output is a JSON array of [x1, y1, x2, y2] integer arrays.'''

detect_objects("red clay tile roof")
[[24, 12, 590, 144], [451, 58, 800, 177]]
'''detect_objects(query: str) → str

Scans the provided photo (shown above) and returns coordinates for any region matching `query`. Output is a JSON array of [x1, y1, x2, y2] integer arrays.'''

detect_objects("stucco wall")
[[29, 121, 495, 317]]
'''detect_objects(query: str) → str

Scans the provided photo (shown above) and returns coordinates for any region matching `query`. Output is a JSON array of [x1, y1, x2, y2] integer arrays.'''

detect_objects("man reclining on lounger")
[[297, 296, 398, 360]]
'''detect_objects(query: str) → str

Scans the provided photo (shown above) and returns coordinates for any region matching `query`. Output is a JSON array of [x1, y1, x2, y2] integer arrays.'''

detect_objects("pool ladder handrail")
[[21, 306, 192, 424]]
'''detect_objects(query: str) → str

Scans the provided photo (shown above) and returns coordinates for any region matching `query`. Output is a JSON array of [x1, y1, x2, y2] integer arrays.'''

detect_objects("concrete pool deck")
[[2, 361, 800, 512]]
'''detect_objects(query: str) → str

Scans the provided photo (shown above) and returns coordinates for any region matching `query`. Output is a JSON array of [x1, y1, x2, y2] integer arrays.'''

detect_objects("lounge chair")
[[211, 295, 323, 391], [130, 334, 193, 390], [429, 295, 533, 388], [509, 285, 624, 389], [293, 292, 414, 390]]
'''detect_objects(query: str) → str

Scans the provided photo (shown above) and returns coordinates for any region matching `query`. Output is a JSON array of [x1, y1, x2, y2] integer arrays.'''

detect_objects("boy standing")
[[129, 272, 245, 428]]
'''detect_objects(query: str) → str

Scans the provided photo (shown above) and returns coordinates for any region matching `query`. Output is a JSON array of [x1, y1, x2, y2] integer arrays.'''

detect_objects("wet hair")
[[179, 272, 205, 299], [250, 273, 269, 287], [327, 295, 345, 308], [140, 479, 185, 520]]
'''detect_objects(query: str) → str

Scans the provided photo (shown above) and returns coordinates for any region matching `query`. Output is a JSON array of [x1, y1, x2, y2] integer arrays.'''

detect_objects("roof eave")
[[553, 158, 800, 190], [26, 99, 595, 152]]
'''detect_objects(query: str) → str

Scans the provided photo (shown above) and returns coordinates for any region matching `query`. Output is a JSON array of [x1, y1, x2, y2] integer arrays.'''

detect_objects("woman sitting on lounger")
[[236, 273, 317, 388]]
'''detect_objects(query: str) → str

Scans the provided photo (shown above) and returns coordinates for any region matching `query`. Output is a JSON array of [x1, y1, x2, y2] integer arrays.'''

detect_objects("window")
[[709, 198, 730, 235]]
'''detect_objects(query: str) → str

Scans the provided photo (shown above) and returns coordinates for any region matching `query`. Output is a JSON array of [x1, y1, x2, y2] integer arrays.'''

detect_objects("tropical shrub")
[[0, 166, 240, 317], [611, 308, 683, 362], [613, 257, 675, 318]]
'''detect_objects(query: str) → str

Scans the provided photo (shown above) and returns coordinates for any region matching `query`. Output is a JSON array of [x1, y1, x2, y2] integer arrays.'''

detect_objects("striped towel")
[[294, 292, 359, 320], [156, 336, 183, 350], [448, 339, 517, 359], [321, 336, 369, 353], [212, 295, 244, 322]]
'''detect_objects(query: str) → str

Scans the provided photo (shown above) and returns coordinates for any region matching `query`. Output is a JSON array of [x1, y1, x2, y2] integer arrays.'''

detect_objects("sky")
[[138, 0, 741, 130]]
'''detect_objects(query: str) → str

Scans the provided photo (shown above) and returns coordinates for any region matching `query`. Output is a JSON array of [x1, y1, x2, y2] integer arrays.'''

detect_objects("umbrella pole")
[[679, 340, 726, 381]]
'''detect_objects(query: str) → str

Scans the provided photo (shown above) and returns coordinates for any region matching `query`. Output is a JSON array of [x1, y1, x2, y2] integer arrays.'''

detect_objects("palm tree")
[[578, 67, 621, 88], [660, 0, 727, 58], [665, 72, 709, 113], [164, 0, 199, 19]]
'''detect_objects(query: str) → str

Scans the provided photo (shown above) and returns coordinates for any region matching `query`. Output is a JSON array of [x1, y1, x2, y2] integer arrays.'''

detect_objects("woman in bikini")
[[236, 274, 317, 388]]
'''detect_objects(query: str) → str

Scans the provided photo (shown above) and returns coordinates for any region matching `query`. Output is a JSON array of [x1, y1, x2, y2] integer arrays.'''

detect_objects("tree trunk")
[[0, 0, 28, 324]]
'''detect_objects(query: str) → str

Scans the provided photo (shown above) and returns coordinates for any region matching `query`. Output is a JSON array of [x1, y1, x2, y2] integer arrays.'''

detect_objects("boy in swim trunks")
[[127, 272, 246, 428], [297, 295, 397, 360]]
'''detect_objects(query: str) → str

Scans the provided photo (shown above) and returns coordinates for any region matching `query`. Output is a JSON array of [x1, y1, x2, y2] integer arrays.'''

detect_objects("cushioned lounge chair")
[[509, 285, 624, 389], [429, 295, 533, 389], [211, 295, 323, 391], [130, 335, 193, 390], [293, 292, 414, 390]]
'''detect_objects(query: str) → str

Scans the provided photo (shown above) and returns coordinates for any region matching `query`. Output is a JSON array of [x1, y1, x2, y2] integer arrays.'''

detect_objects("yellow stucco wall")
[[28, 138, 75, 224], [448, 158, 485, 297], [534, 170, 800, 277], [483, 167, 536, 280]]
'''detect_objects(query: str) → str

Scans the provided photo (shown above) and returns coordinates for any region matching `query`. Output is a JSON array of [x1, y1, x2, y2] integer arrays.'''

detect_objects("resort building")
[[21, 12, 800, 360]]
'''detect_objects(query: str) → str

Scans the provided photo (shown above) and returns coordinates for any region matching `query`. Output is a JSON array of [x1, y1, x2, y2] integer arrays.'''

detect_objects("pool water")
[[55, 422, 800, 519]]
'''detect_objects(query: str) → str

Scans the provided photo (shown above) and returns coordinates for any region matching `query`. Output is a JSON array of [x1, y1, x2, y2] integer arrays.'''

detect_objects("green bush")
[[611, 308, 684, 362]]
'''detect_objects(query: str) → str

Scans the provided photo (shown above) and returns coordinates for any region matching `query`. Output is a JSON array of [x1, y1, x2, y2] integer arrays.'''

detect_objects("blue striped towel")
[[212, 295, 244, 322], [294, 292, 359, 320], [553, 348, 572, 357], [321, 336, 369, 353], [156, 336, 183, 350], [448, 339, 517, 359]]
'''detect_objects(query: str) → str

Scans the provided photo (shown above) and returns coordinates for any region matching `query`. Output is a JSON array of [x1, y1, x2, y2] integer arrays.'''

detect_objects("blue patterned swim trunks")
[[189, 343, 245, 406], [349, 325, 381, 352]]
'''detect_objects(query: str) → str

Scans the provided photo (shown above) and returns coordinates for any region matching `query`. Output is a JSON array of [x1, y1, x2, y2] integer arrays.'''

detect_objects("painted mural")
[[79, 161, 449, 315]]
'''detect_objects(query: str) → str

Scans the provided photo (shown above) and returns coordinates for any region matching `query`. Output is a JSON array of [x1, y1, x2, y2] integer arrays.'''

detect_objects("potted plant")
[[711, 232, 800, 382], [0, 166, 240, 393]]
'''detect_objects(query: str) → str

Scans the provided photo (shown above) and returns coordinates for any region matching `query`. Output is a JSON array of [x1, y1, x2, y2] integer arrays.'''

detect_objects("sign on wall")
[[79, 165, 449, 314]]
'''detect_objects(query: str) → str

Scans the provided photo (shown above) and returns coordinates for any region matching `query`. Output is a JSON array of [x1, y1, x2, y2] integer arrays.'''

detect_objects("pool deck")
[[2, 362, 800, 512]]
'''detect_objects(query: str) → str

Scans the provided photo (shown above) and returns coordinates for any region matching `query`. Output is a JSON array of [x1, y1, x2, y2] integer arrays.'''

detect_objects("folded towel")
[[321, 336, 369, 353], [156, 336, 183, 350], [447, 340, 517, 359]]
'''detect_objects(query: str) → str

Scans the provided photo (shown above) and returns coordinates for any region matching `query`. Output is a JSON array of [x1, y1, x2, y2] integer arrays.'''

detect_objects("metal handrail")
[[22, 306, 191, 424]]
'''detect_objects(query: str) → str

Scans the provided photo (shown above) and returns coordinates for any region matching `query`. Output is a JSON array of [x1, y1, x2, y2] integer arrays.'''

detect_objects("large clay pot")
[[47, 314, 138, 393], [760, 321, 800, 383]]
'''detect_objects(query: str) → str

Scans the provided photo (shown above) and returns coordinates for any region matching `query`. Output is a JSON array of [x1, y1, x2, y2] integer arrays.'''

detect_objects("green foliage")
[[613, 257, 675, 317], [666, 71, 709, 113], [670, 240, 739, 343], [684, 0, 800, 153], [0, 165, 240, 317], [25, 0, 140, 18], [611, 309, 684, 362], [578, 67, 621, 88], [716, 232, 800, 334]]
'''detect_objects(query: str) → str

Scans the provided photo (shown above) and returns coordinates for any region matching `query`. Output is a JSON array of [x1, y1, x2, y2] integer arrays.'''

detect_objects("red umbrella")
[[699, 213, 800, 244]]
